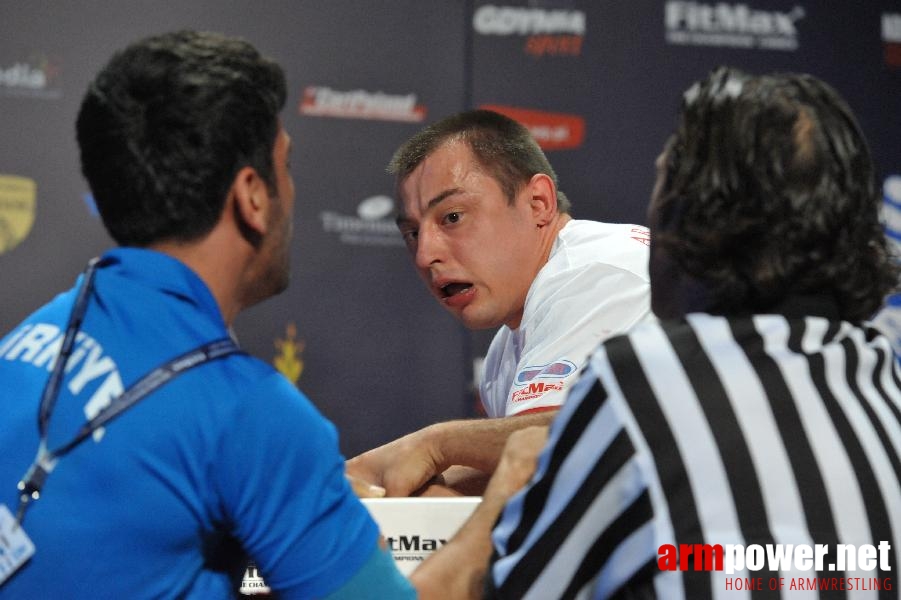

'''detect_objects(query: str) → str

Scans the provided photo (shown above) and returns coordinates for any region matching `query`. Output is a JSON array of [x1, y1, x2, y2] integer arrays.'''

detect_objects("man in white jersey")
[[347, 109, 651, 496], [479, 218, 651, 418]]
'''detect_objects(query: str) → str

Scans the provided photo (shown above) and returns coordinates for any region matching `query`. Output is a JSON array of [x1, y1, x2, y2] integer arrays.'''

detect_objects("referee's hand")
[[486, 425, 548, 501]]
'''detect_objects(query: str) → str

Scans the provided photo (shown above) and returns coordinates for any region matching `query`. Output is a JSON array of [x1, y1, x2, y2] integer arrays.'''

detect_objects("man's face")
[[260, 125, 295, 297], [395, 140, 547, 330]]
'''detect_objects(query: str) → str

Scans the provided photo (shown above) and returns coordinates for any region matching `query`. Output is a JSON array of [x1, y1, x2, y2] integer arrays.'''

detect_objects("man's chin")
[[252, 269, 290, 306], [273, 273, 290, 296], [455, 310, 502, 332]]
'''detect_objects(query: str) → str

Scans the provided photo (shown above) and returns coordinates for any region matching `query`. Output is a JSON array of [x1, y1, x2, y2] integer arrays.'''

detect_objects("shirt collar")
[[98, 247, 225, 326], [765, 294, 842, 320]]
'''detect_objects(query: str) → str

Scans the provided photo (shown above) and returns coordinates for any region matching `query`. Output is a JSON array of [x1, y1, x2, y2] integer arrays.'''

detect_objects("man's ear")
[[527, 173, 558, 226], [231, 166, 269, 237]]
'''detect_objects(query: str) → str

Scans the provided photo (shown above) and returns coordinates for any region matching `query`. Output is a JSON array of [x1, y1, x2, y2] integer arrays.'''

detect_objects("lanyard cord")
[[49, 337, 240, 459], [15, 258, 242, 525], [37, 257, 101, 438]]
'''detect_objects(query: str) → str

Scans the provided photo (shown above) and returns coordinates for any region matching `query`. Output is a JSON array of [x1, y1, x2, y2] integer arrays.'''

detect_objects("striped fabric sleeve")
[[487, 350, 655, 599]]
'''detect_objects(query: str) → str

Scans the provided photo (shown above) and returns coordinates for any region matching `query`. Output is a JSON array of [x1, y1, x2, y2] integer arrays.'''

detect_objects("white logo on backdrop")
[[665, 2, 805, 51], [883, 13, 901, 43], [473, 5, 585, 36], [0, 58, 62, 99], [320, 195, 403, 247]]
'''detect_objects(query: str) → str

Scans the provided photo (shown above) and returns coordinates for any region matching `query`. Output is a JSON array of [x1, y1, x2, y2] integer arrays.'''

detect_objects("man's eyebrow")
[[426, 187, 465, 210], [395, 187, 465, 226]]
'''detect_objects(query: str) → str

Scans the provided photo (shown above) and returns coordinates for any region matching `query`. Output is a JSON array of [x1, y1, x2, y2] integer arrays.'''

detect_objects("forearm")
[[427, 410, 557, 473], [346, 411, 558, 497]]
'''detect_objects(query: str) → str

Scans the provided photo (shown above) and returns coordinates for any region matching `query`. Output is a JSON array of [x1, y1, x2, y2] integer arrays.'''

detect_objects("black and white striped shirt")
[[488, 302, 901, 599]]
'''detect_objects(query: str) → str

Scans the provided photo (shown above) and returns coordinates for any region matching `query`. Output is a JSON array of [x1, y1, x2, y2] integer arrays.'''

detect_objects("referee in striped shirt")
[[482, 67, 901, 599]]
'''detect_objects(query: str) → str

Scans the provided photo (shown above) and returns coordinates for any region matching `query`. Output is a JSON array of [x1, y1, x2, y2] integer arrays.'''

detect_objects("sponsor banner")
[[664, 2, 805, 51], [299, 85, 426, 122], [884, 13, 901, 67], [479, 104, 585, 151], [473, 4, 585, 57], [0, 174, 37, 255], [882, 175, 901, 247], [364, 498, 480, 576], [0, 56, 62, 99], [320, 194, 403, 247]]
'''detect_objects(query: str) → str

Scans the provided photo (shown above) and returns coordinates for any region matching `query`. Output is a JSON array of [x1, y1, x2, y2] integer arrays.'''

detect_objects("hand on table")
[[345, 427, 444, 497]]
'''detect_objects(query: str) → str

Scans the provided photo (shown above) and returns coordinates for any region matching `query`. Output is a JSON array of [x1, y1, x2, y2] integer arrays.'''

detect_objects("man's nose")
[[414, 224, 443, 269]]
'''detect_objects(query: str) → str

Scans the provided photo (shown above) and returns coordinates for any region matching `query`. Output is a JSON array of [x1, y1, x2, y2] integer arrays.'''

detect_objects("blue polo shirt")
[[0, 248, 382, 598]]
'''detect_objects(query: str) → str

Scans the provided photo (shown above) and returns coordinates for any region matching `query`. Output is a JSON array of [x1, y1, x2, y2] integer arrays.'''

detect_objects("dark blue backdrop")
[[2, 1, 899, 456]]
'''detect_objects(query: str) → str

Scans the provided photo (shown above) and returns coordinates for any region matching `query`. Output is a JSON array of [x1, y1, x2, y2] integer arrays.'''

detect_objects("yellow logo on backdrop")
[[274, 322, 304, 385], [0, 174, 36, 255]]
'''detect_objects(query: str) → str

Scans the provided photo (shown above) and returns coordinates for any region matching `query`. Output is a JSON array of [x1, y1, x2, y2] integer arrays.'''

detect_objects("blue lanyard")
[[15, 257, 241, 525]]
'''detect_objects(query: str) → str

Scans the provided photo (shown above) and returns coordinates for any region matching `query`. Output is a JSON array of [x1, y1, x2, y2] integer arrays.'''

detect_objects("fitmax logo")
[[387, 535, 448, 553], [665, 2, 805, 50]]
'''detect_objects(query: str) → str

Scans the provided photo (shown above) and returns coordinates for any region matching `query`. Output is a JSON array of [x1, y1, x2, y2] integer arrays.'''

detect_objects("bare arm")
[[410, 426, 549, 599], [346, 410, 557, 497]]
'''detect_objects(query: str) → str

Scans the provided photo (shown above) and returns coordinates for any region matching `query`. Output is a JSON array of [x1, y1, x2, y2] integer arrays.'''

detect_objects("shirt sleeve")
[[322, 541, 416, 599], [216, 371, 382, 599], [504, 263, 652, 417], [487, 349, 655, 598]]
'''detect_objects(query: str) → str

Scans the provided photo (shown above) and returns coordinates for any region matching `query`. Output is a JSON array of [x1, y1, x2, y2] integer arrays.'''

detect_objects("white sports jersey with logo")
[[479, 220, 653, 418]]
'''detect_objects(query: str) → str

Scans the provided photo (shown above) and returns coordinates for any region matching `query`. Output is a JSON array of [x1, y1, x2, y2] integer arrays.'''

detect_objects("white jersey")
[[479, 219, 653, 418]]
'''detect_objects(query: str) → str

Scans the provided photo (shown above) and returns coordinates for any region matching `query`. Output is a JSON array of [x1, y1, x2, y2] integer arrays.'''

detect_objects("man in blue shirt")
[[0, 30, 414, 599]]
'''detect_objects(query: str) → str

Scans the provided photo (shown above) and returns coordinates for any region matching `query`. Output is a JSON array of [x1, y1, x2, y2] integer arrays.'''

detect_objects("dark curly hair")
[[387, 109, 571, 214], [653, 66, 899, 322], [76, 30, 286, 246]]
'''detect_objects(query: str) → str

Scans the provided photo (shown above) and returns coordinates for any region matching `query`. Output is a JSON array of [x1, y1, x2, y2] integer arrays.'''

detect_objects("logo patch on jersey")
[[630, 226, 651, 247], [512, 381, 565, 403], [514, 359, 577, 385]]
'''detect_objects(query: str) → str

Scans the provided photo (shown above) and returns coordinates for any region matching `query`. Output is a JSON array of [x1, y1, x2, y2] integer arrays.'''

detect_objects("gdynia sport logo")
[[657, 542, 893, 592]]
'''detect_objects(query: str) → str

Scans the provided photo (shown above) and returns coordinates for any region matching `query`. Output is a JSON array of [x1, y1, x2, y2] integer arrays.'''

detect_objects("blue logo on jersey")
[[514, 359, 577, 385]]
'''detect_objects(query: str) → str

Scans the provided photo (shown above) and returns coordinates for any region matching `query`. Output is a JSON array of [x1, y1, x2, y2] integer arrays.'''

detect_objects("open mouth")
[[440, 282, 473, 298]]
